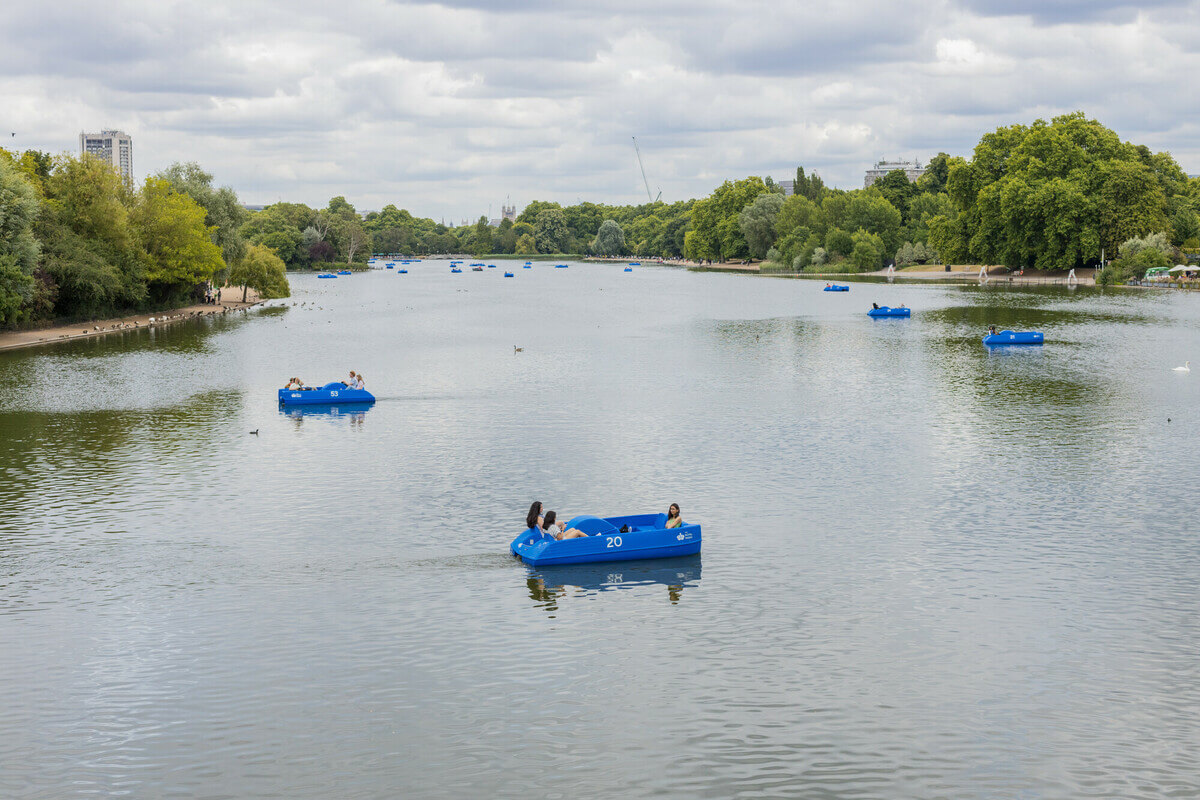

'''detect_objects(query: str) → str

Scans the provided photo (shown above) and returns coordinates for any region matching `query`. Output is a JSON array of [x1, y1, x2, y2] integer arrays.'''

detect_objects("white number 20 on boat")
[[606, 536, 623, 548]]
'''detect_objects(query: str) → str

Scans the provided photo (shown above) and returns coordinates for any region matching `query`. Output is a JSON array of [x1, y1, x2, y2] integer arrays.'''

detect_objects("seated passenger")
[[544, 510, 587, 540], [526, 501, 544, 532], [664, 503, 683, 529], [872, 302, 879, 309], [285, 377, 306, 390], [343, 370, 357, 387], [351, 373, 365, 390]]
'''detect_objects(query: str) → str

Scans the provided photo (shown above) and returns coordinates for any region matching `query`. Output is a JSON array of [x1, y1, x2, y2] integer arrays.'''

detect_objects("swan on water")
[[1173, 361, 1191, 372]]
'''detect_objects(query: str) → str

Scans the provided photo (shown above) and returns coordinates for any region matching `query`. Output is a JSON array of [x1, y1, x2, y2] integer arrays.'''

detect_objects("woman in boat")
[[988, 325, 997, 336], [872, 302, 879, 309], [664, 503, 683, 529], [285, 377, 306, 390], [526, 501, 544, 531], [351, 373, 365, 390], [543, 510, 586, 540]]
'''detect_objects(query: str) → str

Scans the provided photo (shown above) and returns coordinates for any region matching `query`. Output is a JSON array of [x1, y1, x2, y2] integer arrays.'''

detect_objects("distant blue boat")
[[624, 267, 633, 272], [628, 262, 641, 266], [511, 513, 701, 566], [398, 269, 408, 273], [504, 272, 514, 277], [317, 273, 337, 279], [385, 264, 394, 269], [278, 382, 375, 406], [555, 264, 569, 268], [523, 264, 532, 269], [983, 330, 1043, 346], [487, 264, 496, 268], [823, 284, 849, 292], [337, 270, 352, 275], [450, 268, 462, 273], [868, 306, 910, 317]]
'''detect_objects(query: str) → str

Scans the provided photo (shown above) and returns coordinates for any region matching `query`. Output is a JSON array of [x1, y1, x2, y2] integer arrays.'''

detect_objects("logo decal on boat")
[[677, 533, 690, 541]]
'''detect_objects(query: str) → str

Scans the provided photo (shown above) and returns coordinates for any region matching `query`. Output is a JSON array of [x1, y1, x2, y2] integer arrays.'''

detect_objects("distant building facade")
[[778, 180, 794, 196], [80, 130, 133, 180], [864, 159, 926, 188]]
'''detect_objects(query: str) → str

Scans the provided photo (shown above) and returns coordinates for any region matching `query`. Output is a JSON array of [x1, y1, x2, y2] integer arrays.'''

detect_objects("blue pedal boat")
[[868, 306, 910, 317], [511, 513, 701, 566], [317, 273, 337, 279], [823, 284, 849, 292], [555, 264, 569, 268], [983, 330, 1043, 346], [624, 267, 633, 272], [337, 270, 353, 275], [398, 269, 408, 273], [450, 268, 463, 273], [504, 272, 514, 277], [278, 382, 376, 406]]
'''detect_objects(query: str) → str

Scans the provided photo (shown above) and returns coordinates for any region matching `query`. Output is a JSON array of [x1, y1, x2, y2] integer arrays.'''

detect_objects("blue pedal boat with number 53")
[[278, 381, 376, 406], [511, 513, 701, 566], [983, 330, 1043, 346]]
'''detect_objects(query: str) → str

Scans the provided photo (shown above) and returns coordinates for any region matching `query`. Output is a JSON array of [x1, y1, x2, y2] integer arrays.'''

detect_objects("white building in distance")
[[79, 130, 133, 180], [864, 159, 926, 188]]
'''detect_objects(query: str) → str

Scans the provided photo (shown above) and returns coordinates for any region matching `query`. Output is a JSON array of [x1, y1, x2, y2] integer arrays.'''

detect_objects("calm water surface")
[[1, 263, 1198, 799]]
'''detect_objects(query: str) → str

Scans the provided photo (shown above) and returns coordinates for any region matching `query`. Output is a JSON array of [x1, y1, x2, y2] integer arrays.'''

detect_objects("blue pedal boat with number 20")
[[511, 513, 701, 566], [278, 382, 376, 406]]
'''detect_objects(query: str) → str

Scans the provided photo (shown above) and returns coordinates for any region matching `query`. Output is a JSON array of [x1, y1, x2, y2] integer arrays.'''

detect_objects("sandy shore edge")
[[0, 289, 264, 353]]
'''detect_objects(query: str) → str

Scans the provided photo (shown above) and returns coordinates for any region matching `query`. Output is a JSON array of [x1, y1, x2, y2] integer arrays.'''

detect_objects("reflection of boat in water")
[[525, 555, 701, 606], [279, 403, 373, 421]]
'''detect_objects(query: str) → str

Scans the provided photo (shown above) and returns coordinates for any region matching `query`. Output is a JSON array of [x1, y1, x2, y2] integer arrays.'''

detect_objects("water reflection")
[[280, 403, 372, 427], [524, 556, 702, 612]]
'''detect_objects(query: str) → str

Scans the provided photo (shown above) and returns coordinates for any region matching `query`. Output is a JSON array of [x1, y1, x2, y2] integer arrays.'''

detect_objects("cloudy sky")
[[4, 0, 1200, 221]]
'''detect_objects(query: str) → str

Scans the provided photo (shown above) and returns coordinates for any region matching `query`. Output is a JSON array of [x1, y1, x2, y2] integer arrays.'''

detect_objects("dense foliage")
[[242, 196, 697, 263], [0, 150, 288, 328], [931, 112, 1198, 271]]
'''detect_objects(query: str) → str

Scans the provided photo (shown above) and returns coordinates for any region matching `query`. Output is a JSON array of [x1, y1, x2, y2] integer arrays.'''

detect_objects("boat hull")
[[823, 285, 849, 292], [983, 330, 1043, 346], [868, 307, 910, 317], [510, 513, 701, 566]]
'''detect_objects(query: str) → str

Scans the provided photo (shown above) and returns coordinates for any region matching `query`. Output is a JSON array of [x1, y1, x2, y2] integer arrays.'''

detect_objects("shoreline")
[[0, 289, 264, 353]]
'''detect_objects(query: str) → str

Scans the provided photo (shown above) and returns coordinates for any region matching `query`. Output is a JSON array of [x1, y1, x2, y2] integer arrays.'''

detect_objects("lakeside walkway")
[[0, 289, 263, 353]]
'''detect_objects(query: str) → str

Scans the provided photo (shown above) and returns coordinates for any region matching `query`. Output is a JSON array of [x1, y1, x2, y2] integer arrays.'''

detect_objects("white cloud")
[[2, 0, 1200, 220]]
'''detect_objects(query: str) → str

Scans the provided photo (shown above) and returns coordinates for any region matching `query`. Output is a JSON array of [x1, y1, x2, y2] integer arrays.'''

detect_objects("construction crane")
[[631, 137, 662, 203]]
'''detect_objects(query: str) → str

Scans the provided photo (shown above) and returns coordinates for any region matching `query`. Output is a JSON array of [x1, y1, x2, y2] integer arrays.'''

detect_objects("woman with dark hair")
[[526, 502, 544, 531], [664, 503, 682, 529], [542, 510, 586, 540]]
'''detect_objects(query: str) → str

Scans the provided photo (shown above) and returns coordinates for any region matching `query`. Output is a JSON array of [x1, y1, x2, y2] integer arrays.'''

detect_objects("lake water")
[[2, 262, 1199, 799]]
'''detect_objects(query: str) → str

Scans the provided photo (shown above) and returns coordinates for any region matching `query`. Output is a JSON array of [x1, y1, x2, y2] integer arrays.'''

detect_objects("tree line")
[[241, 196, 697, 267], [0, 151, 289, 329]]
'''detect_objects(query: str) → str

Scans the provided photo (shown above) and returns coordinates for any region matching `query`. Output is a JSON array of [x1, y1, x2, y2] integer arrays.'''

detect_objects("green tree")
[[935, 113, 1177, 270], [156, 162, 248, 272], [850, 229, 884, 270], [0, 154, 41, 274], [737, 192, 785, 258], [131, 177, 224, 299], [824, 228, 853, 258], [228, 244, 290, 302], [515, 233, 537, 254], [534, 208, 569, 253], [517, 200, 561, 225], [686, 177, 768, 260], [591, 219, 626, 256], [793, 166, 826, 201]]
